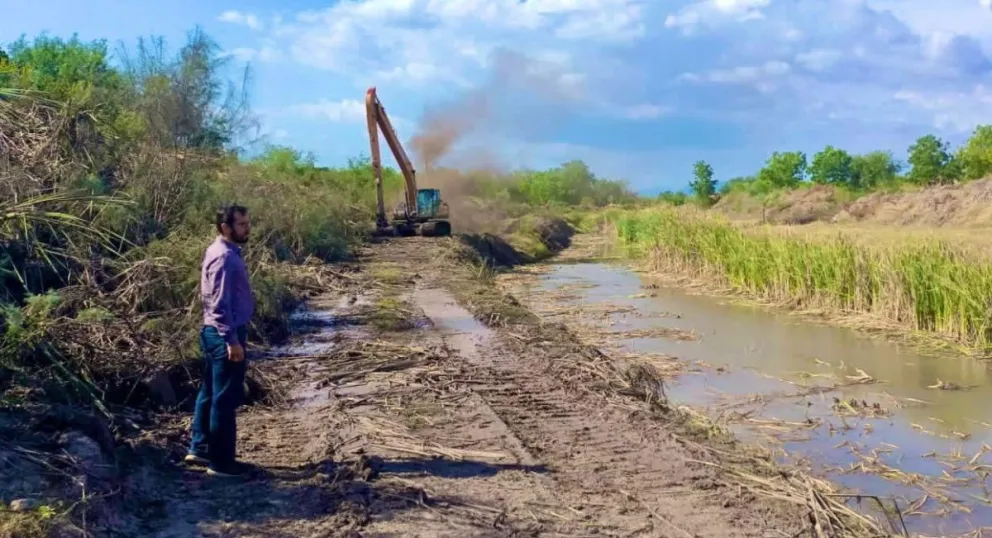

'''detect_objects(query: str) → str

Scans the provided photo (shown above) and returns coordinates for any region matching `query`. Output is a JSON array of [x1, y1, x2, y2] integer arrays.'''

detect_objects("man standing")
[[185, 204, 254, 477]]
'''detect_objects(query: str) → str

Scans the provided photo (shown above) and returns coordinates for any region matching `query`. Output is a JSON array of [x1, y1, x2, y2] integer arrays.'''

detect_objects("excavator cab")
[[388, 188, 451, 236], [417, 189, 442, 217], [366, 86, 452, 238]]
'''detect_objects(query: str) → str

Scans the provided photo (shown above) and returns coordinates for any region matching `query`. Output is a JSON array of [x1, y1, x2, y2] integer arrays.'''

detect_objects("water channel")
[[507, 259, 992, 537]]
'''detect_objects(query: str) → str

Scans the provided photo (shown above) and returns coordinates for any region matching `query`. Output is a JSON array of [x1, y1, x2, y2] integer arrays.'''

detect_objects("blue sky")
[[4, 0, 992, 194]]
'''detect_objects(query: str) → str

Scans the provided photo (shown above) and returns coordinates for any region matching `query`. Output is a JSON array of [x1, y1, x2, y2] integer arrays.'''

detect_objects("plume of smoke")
[[407, 48, 581, 232]]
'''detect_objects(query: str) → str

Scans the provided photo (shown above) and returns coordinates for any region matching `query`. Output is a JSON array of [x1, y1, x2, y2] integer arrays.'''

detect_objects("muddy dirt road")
[[113, 237, 885, 537]]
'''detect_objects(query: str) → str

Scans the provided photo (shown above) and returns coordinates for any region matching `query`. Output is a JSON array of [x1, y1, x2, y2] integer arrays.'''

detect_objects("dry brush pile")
[[0, 33, 372, 420]]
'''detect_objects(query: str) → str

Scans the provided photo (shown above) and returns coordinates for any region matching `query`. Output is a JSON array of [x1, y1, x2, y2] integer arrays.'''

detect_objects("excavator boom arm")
[[365, 87, 418, 220]]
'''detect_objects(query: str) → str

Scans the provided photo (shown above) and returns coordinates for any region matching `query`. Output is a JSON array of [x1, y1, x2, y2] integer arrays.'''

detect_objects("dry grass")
[[0, 511, 50, 538], [764, 223, 992, 259]]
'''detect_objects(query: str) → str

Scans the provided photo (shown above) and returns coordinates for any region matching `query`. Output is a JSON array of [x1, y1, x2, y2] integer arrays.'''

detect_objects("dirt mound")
[[459, 217, 575, 267], [843, 178, 992, 227], [534, 217, 575, 251], [715, 178, 992, 227], [766, 185, 845, 224], [459, 233, 525, 267], [714, 185, 846, 224], [711, 191, 767, 220]]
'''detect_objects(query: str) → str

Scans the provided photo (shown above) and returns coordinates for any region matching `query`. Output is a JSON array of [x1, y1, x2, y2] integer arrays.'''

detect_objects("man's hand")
[[227, 343, 245, 363]]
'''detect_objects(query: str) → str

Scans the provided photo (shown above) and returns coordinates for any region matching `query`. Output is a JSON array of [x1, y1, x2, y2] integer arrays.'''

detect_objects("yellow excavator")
[[365, 87, 452, 237]]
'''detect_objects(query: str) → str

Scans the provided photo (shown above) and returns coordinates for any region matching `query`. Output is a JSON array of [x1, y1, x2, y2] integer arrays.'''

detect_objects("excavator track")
[[371, 221, 452, 238]]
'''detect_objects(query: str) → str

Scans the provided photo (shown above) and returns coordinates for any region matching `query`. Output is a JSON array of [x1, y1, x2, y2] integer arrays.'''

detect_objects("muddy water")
[[522, 262, 992, 537]]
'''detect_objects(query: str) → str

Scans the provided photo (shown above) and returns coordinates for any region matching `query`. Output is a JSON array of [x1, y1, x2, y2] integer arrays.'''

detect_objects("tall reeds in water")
[[611, 208, 992, 353]]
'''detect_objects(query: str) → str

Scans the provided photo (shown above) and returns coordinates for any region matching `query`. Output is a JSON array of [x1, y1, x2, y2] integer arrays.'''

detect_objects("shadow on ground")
[[380, 458, 547, 479], [111, 440, 548, 537]]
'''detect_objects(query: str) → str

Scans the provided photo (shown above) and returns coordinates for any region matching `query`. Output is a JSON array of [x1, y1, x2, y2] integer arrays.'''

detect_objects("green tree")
[[757, 151, 807, 188], [589, 178, 634, 206], [689, 160, 717, 204], [512, 159, 634, 207], [658, 191, 688, 206], [810, 145, 855, 186], [850, 151, 900, 189], [908, 134, 953, 185], [558, 159, 596, 205], [0, 49, 10, 88], [5, 34, 122, 101], [719, 176, 754, 195], [955, 125, 992, 180]]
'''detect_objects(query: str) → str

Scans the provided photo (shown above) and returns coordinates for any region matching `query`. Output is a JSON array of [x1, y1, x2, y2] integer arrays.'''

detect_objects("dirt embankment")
[[459, 216, 575, 267], [714, 177, 992, 227], [2, 234, 889, 537]]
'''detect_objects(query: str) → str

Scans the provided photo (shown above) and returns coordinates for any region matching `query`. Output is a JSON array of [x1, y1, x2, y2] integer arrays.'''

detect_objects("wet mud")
[[11, 234, 907, 537], [498, 234, 992, 538]]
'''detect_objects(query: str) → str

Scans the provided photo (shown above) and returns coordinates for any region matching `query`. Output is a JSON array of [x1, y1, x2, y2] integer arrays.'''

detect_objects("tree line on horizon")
[[663, 128, 992, 207]]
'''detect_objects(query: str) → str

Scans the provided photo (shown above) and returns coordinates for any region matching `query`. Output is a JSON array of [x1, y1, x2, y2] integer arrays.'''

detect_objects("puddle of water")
[[412, 288, 494, 367], [265, 339, 338, 358], [266, 296, 373, 358], [528, 262, 992, 536], [265, 295, 381, 407]]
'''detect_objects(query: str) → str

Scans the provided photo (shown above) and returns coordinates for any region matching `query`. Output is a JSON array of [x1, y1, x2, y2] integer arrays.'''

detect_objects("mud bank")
[[459, 216, 575, 267], [498, 234, 992, 537]]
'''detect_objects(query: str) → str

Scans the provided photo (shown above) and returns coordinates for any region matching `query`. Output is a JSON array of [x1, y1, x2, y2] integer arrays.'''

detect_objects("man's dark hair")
[[215, 204, 248, 233]]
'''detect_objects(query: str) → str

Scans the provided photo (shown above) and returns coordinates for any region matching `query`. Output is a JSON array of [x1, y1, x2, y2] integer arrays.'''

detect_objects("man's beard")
[[231, 232, 249, 244]]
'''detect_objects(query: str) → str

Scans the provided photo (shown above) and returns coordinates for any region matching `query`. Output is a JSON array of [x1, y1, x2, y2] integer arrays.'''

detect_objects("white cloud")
[[291, 99, 366, 123], [289, 98, 415, 131], [868, 0, 992, 43], [664, 0, 770, 32], [670, 0, 992, 131], [620, 103, 670, 120], [218, 10, 263, 30], [222, 0, 992, 188], [679, 60, 790, 87], [226, 46, 281, 63], [373, 62, 458, 87], [894, 86, 992, 132], [795, 49, 842, 71], [223, 0, 656, 136], [263, 0, 645, 91]]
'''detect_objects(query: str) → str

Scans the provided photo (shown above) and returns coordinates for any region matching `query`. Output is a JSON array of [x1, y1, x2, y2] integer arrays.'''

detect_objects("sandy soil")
[[714, 177, 992, 229], [48, 236, 867, 537]]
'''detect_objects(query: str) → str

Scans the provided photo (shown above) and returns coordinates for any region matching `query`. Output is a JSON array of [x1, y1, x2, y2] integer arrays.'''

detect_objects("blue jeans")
[[189, 325, 247, 467]]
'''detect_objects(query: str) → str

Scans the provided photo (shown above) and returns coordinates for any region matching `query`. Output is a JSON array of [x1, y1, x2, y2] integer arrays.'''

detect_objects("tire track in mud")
[[414, 282, 798, 537], [123, 277, 539, 538], [120, 293, 398, 538], [363, 236, 804, 537], [262, 288, 555, 538], [102, 235, 806, 537], [343, 243, 568, 536], [129, 236, 801, 538]]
